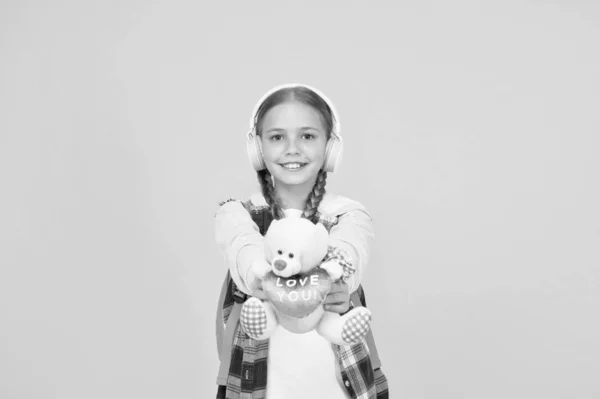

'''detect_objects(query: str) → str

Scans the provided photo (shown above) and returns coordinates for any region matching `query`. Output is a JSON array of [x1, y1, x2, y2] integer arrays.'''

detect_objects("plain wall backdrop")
[[1, 1, 599, 398]]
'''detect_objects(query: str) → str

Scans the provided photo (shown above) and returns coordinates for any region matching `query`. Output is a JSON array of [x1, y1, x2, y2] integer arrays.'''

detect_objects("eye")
[[288, 253, 294, 259], [277, 250, 283, 255], [302, 133, 315, 140], [269, 134, 283, 141]]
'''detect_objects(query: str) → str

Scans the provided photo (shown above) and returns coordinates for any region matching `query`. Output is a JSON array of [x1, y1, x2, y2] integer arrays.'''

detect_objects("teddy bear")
[[239, 217, 372, 346]]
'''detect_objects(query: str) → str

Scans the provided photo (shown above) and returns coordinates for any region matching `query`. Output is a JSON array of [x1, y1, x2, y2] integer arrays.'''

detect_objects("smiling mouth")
[[280, 162, 308, 170]]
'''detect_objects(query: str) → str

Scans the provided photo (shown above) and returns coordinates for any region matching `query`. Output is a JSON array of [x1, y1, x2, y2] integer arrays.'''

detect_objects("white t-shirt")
[[266, 209, 349, 399]]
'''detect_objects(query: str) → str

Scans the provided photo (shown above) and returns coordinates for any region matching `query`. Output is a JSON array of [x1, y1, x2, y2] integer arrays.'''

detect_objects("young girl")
[[214, 83, 389, 399]]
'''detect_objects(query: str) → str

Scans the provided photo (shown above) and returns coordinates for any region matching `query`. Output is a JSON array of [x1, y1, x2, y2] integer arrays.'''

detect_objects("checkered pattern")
[[216, 200, 389, 399], [240, 298, 268, 339], [342, 310, 372, 344], [323, 245, 356, 282], [218, 198, 238, 207]]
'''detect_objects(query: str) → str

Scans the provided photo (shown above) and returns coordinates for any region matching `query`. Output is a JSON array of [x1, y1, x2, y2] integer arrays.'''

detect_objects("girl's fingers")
[[328, 282, 349, 300], [329, 280, 348, 293], [324, 302, 350, 314], [252, 288, 268, 300], [325, 292, 349, 304]]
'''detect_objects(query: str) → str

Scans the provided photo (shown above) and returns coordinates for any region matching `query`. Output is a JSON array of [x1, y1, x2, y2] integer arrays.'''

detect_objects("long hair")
[[253, 86, 335, 224]]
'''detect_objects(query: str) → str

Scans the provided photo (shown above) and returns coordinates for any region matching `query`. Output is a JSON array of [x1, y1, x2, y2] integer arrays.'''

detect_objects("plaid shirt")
[[216, 199, 389, 399]]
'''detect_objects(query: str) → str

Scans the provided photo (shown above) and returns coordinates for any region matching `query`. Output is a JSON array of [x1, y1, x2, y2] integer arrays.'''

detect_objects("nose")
[[274, 259, 287, 271], [284, 137, 300, 154]]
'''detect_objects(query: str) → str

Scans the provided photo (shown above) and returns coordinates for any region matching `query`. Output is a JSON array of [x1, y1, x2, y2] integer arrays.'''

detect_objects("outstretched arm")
[[326, 205, 375, 294], [214, 200, 266, 296]]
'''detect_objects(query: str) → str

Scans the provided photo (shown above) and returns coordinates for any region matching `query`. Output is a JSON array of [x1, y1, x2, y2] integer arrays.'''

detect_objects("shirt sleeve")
[[327, 204, 375, 294], [214, 200, 266, 295]]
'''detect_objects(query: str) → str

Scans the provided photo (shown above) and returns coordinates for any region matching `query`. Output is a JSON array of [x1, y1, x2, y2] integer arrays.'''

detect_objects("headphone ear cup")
[[246, 131, 266, 171], [323, 136, 343, 173]]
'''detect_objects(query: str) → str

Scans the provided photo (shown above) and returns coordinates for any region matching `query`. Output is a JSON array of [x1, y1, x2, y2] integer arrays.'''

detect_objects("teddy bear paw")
[[240, 297, 268, 339], [320, 260, 344, 281], [341, 310, 372, 345]]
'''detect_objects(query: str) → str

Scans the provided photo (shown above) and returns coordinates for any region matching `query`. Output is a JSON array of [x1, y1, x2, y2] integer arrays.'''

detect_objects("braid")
[[302, 169, 328, 224], [257, 169, 286, 220]]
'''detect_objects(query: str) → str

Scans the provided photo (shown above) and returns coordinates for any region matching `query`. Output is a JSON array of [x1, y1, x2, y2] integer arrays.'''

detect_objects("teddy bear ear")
[[264, 239, 273, 262], [315, 222, 328, 240], [265, 219, 279, 237]]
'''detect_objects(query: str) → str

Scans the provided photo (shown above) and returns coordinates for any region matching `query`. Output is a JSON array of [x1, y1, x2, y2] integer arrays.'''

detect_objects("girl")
[[214, 83, 389, 399]]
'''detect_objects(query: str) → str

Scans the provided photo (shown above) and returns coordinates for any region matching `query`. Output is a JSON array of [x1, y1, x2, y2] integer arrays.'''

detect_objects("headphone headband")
[[247, 83, 342, 141]]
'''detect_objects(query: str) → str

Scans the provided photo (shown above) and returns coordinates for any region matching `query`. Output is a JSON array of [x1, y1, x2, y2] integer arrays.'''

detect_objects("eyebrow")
[[299, 126, 321, 132], [264, 126, 322, 134], [264, 128, 286, 134]]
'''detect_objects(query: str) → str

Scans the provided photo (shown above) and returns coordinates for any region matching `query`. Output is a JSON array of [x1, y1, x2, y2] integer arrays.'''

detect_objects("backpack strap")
[[215, 272, 228, 361]]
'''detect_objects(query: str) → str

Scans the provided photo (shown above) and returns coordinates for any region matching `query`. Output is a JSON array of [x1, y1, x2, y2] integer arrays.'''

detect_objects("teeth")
[[282, 163, 303, 169]]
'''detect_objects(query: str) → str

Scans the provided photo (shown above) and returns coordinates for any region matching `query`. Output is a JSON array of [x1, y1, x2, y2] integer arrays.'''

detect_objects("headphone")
[[246, 83, 344, 173]]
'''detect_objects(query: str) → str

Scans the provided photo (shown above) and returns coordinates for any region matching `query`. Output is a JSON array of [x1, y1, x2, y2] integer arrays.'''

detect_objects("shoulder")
[[318, 192, 370, 217], [248, 192, 269, 208], [216, 193, 268, 214]]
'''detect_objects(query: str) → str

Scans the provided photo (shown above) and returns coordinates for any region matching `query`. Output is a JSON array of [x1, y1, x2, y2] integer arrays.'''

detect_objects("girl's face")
[[259, 101, 328, 190]]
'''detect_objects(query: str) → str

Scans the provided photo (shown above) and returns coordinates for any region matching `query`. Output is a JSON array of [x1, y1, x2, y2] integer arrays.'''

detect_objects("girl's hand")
[[251, 286, 268, 300], [323, 280, 350, 314], [246, 276, 267, 300], [247, 260, 271, 300], [250, 259, 272, 280]]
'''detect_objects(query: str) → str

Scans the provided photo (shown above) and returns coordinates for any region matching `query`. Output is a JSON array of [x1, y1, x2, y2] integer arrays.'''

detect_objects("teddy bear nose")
[[274, 259, 287, 271]]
